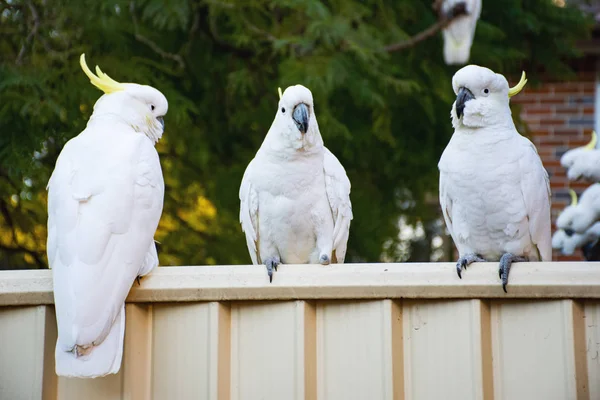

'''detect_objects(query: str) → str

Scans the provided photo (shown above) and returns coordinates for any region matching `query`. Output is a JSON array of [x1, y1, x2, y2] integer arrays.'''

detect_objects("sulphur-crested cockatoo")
[[441, 0, 482, 65], [47, 54, 167, 378], [556, 184, 600, 234], [560, 131, 600, 181], [239, 85, 353, 282], [439, 65, 552, 292], [552, 222, 600, 258]]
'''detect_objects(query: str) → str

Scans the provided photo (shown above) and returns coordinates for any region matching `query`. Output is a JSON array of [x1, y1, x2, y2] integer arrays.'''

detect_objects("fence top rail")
[[1, 262, 600, 306]]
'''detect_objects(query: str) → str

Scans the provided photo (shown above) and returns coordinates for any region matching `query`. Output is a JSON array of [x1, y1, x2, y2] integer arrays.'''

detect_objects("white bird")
[[47, 54, 167, 378], [560, 131, 600, 181], [441, 0, 482, 65], [239, 85, 353, 282], [556, 184, 600, 234], [439, 66, 552, 292], [552, 222, 600, 257]]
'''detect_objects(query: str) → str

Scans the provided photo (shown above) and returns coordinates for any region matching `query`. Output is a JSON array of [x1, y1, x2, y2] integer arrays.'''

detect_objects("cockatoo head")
[[560, 131, 597, 171], [551, 229, 584, 255], [270, 85, 322, 151], [451, 65, 527, 129], [80, 54, 168, 144]]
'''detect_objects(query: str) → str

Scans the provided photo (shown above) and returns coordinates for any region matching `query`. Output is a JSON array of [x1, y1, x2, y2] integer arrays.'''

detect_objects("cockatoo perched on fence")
[[441, 0, 482, 65], [439, 65, 552, 292], [553, 191, 600, 260], [560, 131, 600, 182], [239, 85, 353, 282], [552, 223, 600, 258], [557, 183, 600, 235], [47, 54, 167, 378]]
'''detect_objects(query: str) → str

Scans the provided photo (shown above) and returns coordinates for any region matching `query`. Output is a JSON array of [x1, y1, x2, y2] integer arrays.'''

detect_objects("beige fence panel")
[[1, 262, 600, 400], [585, 302, 600, 400]]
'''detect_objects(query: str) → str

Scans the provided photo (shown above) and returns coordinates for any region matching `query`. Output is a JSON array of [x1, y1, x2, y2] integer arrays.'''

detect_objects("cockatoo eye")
[[483, 88, 489, 95], [281, 107, 286, 113], [150, 105, 155, 111]]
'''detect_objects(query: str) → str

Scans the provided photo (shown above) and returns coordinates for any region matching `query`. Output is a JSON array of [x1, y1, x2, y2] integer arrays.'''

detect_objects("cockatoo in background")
[[441, 0, 482, 65], [239, 85, 353, 282], [552, 222, 600, 258], [439, 65, 552, 292], [560, 131, 600, 181], [47, 54, 167, 378], [556, 183, 600, 234]]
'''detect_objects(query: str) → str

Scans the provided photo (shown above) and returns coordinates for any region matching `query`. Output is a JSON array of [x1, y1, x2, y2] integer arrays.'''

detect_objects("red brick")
[[582, 106, 595, 116], [554, 128, 582, 136], [567, 138, 595, 147], [537, 94, 569, 105], [553, 105, 580, 114], [526, 107, 554, 116], [537, 136, 567, 145]]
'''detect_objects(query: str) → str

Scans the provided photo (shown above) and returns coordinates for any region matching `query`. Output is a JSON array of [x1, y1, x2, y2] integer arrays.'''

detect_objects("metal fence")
[[1, 262, 599, 400]]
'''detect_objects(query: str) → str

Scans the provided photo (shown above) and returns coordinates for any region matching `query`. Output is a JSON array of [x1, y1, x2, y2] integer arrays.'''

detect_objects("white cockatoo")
[[439, 65, 552, 292], [47, 54, 167, 378], [556, 184, 600, 234], [560, 131, 600, 181], [239, 85, 353, 282], [441, 0, 482, 65], [552, 222, 600, 257]]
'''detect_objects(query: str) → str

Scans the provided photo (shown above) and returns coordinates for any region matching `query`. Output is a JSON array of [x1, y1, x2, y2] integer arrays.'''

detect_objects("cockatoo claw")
[[456, 253, 486, 279], [264, 256, 281, 284], [499, 253, 527, 293]]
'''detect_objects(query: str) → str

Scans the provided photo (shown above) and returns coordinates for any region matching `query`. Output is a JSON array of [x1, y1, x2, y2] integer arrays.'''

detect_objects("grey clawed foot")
[[264, 256, 281, 283], [499, 253, 527, 293], [456, 253, 486, 279], [135, 276, 142, 286]]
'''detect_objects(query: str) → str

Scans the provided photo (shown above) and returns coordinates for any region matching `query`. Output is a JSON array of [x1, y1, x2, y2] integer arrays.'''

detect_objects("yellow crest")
[[584, 131, 597, 150], [278, 87, 283, 100], [80, 53, 125, 94], [508, 71, 527, 98], [569, 189, 578, 207]]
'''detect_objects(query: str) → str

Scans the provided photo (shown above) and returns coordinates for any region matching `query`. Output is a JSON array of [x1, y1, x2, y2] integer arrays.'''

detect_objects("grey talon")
[[499, 253, 527, 292], [264, 256, 281, 284], [455, 253, 486, 279], [319, 254, 330, 265]]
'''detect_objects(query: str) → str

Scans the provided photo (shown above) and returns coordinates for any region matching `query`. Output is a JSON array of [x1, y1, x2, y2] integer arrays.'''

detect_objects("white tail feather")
[[55, 305, 125, 378]]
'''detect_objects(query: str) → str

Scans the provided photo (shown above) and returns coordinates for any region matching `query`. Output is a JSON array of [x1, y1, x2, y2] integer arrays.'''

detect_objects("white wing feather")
[[442, 0, 482, 65], [323, 148, 353, 262], [239, 159, 260, 265], [439, 170, 457, 247], [519, 139, 552, 261], [48, 125, 163, 378]]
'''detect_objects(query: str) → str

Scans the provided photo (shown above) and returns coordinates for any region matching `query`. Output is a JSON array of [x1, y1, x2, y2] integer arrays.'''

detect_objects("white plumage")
[[441, 0, 482, 65], [239, 85, 352, 282], [439, 65, 551, 290], [560, 131, 600, 182], [552, 222, 600, 256], [47, 54, 167, 378], [556, 184, 600, 234]]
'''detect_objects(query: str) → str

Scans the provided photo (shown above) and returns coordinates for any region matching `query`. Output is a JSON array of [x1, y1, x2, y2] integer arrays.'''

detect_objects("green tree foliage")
[[0, 0, 593, 268]]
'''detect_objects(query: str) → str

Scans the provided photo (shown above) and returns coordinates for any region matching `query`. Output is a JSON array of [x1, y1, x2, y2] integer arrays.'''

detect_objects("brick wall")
[[512, 64, 597, 261]]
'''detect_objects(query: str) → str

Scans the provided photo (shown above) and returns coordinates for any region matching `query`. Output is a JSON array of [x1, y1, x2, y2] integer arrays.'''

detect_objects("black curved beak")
[[456, 87, 475, 119], [564, 228, 575, 237], [157, 116, 165, 130], [293, 103, 309, 134]]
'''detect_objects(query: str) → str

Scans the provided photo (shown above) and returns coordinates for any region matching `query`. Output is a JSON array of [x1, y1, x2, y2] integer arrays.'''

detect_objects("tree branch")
[[383, 2, 468, 53], [15, 0, 40, 65], [129, 1, 186, 70], [0, 243, 46, 269]]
